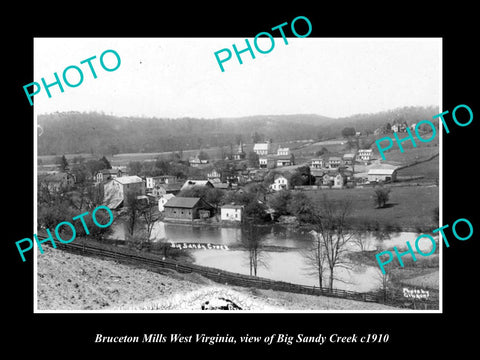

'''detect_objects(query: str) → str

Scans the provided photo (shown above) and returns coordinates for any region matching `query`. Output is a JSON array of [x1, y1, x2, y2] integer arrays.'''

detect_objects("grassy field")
[[375, 134, 439, 165], [397, 155, 439, 182], [299, 185, 439, 231]]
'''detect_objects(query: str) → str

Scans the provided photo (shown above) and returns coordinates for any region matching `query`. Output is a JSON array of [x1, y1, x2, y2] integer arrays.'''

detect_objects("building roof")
[[213, 183, 230, 189], [358, 148, 373, 153], [343, 153, 355, 159], [181, 179, 214, 190], [221, 204, 244, 209], [253, 143, 269, 151], [164, 197, 201, 208], [368, 168, 397, 175], [329, 156, 342, 161], [161, 193, 176, 201], [114, 175, 143, 185]]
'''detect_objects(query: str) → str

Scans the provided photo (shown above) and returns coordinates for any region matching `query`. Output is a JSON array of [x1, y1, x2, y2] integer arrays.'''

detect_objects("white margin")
[[33, 37, 443, 315]]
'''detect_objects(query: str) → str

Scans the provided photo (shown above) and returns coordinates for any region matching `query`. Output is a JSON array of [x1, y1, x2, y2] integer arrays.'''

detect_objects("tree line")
[[37, 106, 437, 156]]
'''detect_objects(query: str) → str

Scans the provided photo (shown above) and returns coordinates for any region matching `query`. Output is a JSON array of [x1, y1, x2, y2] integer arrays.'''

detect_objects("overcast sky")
[[33, 37, 441, 119]]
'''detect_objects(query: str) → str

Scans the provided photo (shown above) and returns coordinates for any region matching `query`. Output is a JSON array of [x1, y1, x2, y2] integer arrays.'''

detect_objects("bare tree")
[[73, 182, 104, 211], [85, 183, 104, 209], [374, 267, 392, 303], [351, 228, 373, 253], [303, 230, 328, 290], [125, 192, 141, 240], [307, 195, 356, 291], [240, 222, 269, 277], [140, 201, 159, 242]]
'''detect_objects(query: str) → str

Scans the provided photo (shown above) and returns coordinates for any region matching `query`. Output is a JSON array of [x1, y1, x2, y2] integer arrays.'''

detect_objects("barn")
[[163, 197, 214, 221], [367, 168, 397, 183]]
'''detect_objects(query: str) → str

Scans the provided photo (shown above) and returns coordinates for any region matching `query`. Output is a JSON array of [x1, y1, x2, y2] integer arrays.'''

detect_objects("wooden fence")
[[45, 238, 438, 309]]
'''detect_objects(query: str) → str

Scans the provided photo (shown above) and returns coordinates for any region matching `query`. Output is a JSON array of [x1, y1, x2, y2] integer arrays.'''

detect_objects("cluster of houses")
[[96, 170, 246, 223], [253, 141, 295, 169], [374, 122, 417, 135], [306, 148, 397, 188], [38, 138, 401, 224]]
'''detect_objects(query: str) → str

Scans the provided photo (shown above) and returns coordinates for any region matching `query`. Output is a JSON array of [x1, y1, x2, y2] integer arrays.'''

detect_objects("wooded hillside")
[[37, 106, 438, 156]]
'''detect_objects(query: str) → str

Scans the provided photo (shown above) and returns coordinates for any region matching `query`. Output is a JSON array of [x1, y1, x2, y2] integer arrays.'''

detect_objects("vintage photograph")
[[34, 37, 441, 312]]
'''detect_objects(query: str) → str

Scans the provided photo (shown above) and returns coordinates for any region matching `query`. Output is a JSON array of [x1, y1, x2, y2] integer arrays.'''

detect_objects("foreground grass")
[[37, 245, 397, 311]]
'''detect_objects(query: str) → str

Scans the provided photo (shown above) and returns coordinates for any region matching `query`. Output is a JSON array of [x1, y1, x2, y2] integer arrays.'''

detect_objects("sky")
[[33, 37, 441, 119]]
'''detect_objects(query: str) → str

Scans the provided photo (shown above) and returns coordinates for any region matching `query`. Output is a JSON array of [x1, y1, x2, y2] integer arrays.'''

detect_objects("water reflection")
[[108, 220, 434, 292], [238, 223, 270, 277]]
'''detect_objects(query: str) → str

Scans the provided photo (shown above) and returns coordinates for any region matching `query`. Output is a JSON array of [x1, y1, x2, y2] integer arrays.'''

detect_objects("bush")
[[373, 187, 391, 208], [268, 190, 291, 216]]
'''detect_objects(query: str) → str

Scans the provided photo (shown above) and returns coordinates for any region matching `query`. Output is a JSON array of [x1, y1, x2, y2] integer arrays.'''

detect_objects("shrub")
[[373, 187, 391, 208]]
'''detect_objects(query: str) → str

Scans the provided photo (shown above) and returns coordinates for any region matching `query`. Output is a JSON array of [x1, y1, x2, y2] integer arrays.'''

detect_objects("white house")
[[207, 169, 221, 181], [158, 193, 176, 212], [220, 204, 244, 222], [357, 149, 373, 162], [146, 175, 177, 189], [277, 147, 290, 156], [328, 156, 342, 168], [253, 142, 270, 155], [276, 156, 293, 167], [333, 173, 345, 188], [311, 158, 325, 169], [270, 174, 289, 191], [259, 157, 269, 168]]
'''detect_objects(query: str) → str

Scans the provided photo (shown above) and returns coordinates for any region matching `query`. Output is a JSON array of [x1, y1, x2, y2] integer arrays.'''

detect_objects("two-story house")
[[357, 149, 373, 162], [269, 174, 289, 191], [310, 158, 325, 169], [253, 142, 270, 156], [328, 156, 342, 168]]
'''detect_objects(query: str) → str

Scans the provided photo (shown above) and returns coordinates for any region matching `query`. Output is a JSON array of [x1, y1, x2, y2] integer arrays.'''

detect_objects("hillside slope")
[[37, 106, 438, 156], [37, 246, 396, 311]]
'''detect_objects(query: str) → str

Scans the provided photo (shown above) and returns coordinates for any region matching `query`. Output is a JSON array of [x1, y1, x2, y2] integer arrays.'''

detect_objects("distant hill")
[[37, 106, 438, 156]]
